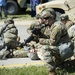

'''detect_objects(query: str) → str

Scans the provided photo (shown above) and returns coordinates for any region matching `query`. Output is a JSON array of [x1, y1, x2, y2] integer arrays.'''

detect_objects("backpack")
[[58, 42, 74, 60]]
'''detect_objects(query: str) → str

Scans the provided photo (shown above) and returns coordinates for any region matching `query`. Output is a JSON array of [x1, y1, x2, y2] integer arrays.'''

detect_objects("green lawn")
[[1, 8, 35, 21], [0, 66, 75, 75], [0, 66, 48, 75]]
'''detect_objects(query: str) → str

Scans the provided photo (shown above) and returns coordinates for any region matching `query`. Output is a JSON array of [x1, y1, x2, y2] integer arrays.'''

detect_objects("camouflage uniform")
[[60, 14, 75, 55], [27, 12, 45, 43], [27, 21, 41, 34], [25, 13, 46, 59], [36, 10, 73, 75], [0, 18, 18, 58], [27, 12, 43, 34], [68, 25, 75, 57], [0, 18, 18, 49], [60, 14, 74, 30]]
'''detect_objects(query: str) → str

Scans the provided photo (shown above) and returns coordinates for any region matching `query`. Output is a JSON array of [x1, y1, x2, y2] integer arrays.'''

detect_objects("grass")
[[8, 8, 34, 20], [0, 66, 48, 75], [1, 8, 35, 21], [0, 65, 75, 75]]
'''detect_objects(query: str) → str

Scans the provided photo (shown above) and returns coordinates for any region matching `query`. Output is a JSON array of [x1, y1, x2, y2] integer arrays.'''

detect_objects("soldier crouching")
[[0, 18, 18, 59], [35, 8, 74, 75]]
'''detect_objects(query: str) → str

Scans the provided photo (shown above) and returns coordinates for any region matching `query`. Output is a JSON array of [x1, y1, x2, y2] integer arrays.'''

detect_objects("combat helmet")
[[36, 12, 42, 19], [4, 18, 14, 24], [42, 8, 56, 20], [60, 14, 69, 21]]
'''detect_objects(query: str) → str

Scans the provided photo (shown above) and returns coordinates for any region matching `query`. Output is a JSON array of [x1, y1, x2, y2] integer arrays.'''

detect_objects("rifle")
[[24, 24, 47, 44]]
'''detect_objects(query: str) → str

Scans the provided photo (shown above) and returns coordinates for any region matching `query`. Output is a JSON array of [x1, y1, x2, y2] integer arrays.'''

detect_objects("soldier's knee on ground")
[[38, 45, 52, 61]]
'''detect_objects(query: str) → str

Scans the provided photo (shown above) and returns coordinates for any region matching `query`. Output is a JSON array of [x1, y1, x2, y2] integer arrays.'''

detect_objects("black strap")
[[0, 24, 9, 36]]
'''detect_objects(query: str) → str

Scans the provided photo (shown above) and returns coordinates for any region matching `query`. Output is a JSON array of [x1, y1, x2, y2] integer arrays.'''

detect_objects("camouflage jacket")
[[39, 21, 71, 46], [68, 25, 75, 43], [65, 20, 74, 30], [0, 23, 18, 48], [68, 25, 75, 37]]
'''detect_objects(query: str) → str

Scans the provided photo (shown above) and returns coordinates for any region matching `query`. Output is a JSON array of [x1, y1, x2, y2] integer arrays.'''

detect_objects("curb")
[[0, 61, 45, 68]]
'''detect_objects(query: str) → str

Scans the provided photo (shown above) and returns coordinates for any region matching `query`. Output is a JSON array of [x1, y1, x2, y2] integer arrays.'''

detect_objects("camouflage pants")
[[6, 41, 17, 49], [37, 45, 64, 71]]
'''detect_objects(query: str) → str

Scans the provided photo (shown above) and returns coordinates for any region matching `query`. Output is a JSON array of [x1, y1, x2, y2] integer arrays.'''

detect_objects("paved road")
[[0, 58, 44, 68], [0, 20, 44, 68]]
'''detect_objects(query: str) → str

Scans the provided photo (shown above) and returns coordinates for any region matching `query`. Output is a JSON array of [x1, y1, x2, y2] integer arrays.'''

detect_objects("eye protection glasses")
[[43, 16, 50, 20]]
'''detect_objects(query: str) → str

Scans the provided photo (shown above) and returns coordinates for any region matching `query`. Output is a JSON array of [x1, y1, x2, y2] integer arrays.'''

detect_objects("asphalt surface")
[[0, 20, 45, 68], [0, 58, 44, 68]]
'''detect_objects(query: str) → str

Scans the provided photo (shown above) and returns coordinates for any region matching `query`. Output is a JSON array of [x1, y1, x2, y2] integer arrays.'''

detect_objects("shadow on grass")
[[18, 10, 31, 15], [57, 59, 75, 75], [8, 9, 31, 19], [64, 59, 75, 72]]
